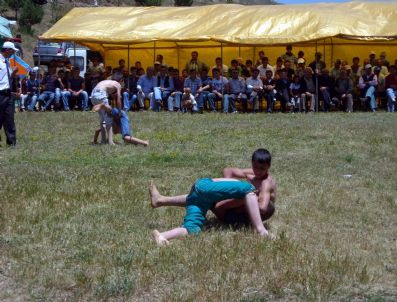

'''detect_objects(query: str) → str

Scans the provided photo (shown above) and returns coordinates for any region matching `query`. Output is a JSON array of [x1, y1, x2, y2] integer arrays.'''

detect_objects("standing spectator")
[[212, 57, 228, 75], [113, 59, 126, 74], [373, 59, 389, 78], [280, 45, 297, 66], [255, 50, 265, 67], [297, 50, 305, 64], [258, 57, 274, 81], [330, 59, 342, 80], [369, 51, 376, 66], [67, 67, 89, 111], [296, 58, 306, 78], [273, 57, 284, 78], [0, 42, 18, 146], [385, 65, 397, 112], [379, 52, 390, 69], [309, 52, 326, 75], [86, 57, 104, 94], [185, 51, 208, 74], [283, 60, 295, 80]]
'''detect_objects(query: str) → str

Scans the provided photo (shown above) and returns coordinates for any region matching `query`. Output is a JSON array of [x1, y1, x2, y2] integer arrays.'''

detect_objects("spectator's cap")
[[154, 61, 161, 65], [374, 66, 381, 72], [370, 51, 376, 55], [365, 63, 372, 69], [2, 41, 18, 51], [380, 51, 386, 57], [343, 65, 352, 70], [297, 58, 305, 64], [32, 66, 39, 72]]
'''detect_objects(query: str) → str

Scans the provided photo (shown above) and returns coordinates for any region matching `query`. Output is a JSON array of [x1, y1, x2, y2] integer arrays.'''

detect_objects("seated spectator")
[[385, 65, 397, 112], [289, 75, 301, 112], [183, 69, 202, 112], [135, 61, 142, 70], [167, 68, 184, 112], [152, 64, 174, 112], [309, 52, 326, 75], [374, 66, 385, 99], [334, 68, 354, 112], [258, 57, 274, 81], [318, 68, 334, 112], [38, 68, 60, 111], [255, 50, 265, 67], [197, 68, 216, 112], [300, 67, 317, 112], [210, 68, 229, 113], [185, 51, 208, 74], [154, 61, 161, 75], [212, 57, 228, 75], [123, 67, 139, 111], [276, 69, 291, 112], [104, 66, 112, 80], [373, 59, 389, 78], [369, 51, 376, 66], [25, 71, 41, 112], [263, 70, 277, 113], [56, 70, 70, 111], [226, 68, 246, 113], [244, 59, 254, 77], [66, 67, 89, 111], [137, 67, 156, 110], [137, 67, 145, 77], [245, 68, 263, 113], [358, 64, 378, 112], [156, 54, 167, 67], [280, 44, 297, 66]]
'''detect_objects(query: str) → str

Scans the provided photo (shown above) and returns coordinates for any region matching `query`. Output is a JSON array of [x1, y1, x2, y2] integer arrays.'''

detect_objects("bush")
[[19, 0, 44, 34]]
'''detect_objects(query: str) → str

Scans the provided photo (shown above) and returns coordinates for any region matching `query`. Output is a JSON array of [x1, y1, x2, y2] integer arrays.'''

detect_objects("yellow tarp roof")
[[40, 2, 397, 47]]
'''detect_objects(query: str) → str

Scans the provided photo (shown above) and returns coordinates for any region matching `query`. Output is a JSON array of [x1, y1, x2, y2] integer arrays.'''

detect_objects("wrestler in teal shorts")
[[182, 178, 256, 234]]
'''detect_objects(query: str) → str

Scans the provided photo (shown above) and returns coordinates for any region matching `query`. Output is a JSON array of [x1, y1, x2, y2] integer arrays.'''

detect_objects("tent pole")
[[177, 44, 180, 71], [238, 45, 241, 57], [315, 40, 319, 112], [221, 42, 224, 77], [153, 41, 156, 66], [127, 44, 130, 90], [330, 37, 334, 67], [253, 46, 256, 66]]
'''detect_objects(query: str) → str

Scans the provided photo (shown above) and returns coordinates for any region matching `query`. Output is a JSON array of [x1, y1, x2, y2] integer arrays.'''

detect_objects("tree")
[[0, 0, 8, 16], [19, 0, 44, 33], [174, 0, 192, 6], [135, 0, 161, 6], [5, 0, 24, 19]]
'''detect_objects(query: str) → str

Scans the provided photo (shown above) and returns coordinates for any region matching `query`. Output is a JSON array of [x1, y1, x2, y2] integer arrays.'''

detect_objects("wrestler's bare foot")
[[149, 181, 162, 208], [152, 230, 169, 246]]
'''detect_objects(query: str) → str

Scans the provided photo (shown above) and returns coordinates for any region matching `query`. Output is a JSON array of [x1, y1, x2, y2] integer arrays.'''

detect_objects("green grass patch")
[[0, 112, 396, 301]]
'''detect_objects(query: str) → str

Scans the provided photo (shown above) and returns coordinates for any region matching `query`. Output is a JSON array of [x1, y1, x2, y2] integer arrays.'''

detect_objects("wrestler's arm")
[[223, 167, 253, 178], [258, 180, 275, 214], [212, 198, 245, 220]]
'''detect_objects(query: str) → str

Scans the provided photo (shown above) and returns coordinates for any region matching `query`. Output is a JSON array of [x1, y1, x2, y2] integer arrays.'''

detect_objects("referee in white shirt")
[[0, 41, 19, 146]]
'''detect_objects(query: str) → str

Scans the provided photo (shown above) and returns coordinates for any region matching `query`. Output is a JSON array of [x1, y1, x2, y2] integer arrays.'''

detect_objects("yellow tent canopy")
[[40, 3, 397, 69]]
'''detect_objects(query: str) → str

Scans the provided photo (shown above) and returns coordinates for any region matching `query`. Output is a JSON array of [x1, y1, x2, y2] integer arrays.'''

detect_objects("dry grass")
[[0, 111, 396, 301]]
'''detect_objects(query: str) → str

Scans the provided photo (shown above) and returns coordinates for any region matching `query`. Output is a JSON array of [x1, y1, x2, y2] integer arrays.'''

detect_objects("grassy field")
[[0, 111, 396, 301]]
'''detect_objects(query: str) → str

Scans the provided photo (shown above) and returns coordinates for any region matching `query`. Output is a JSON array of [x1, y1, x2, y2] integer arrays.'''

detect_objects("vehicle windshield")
[[69, 56, 84, 71]]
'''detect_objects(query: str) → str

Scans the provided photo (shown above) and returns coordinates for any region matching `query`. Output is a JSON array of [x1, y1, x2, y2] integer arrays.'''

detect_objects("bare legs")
[[245, 192, 268, 236], [123, 135, 149, 147], [149, 181, 187, 208], [152, 227, 189, 246]]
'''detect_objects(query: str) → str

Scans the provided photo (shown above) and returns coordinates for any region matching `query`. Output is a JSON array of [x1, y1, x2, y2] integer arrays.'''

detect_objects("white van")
[[65, 47, 87, 78]]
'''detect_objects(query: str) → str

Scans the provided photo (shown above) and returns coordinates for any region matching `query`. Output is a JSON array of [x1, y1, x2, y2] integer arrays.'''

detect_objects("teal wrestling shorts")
[[182, 178, 256, 234]]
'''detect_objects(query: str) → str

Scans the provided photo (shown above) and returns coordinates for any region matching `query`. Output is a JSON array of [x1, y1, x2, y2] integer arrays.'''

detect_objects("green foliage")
[[5, 0, 23, 19], [135, 0, 161, 6], [174, 0, 193, 6], [0, 0, 8, 15], [19, 0, 44, 34]]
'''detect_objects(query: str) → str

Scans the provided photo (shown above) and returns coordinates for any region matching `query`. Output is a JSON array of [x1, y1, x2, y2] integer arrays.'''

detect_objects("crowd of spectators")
[[12, 45, 397, 113]]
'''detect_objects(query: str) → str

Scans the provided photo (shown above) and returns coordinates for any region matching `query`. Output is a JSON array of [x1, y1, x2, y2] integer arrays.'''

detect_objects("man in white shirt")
[[0, 42, 19, 146], [257, 57, 274, 81]]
